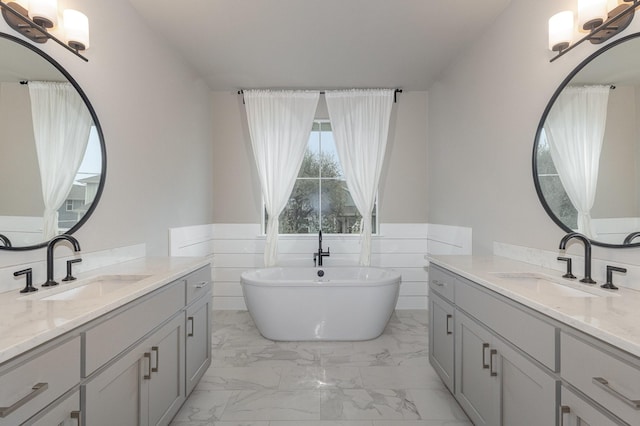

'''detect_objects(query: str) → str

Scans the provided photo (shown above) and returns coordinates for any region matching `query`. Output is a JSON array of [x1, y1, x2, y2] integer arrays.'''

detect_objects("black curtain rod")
[[237, 89, 403, 103]]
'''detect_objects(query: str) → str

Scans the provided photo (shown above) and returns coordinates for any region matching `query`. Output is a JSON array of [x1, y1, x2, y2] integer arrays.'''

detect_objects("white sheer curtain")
[[543, 85, 610, 238], [244, 90, 319, 266], [28, 81, 92, 240], [325, 89, 394, 266]]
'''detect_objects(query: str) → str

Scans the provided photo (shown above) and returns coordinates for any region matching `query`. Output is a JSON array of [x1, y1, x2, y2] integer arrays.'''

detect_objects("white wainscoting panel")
[[170, 223, 432, 310], [170, 223, 473, 311]]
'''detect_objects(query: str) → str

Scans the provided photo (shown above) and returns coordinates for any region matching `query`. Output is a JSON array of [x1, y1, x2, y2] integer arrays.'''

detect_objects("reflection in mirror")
[[0, 33, 105, 250], [534, 33, 640, 248]]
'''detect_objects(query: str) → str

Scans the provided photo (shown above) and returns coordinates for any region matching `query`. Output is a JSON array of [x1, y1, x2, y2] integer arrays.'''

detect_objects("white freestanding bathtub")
[[240, 266, 401, 341]]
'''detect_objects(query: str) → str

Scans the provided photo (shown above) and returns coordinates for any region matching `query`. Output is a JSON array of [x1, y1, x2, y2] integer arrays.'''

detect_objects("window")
[[536, 130, 577, 229], [268, 121, 377, 234]]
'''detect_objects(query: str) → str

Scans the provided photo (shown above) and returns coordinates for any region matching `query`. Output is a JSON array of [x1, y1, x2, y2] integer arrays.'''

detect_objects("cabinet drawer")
[[27, 390, 80, 426], [186, 266, 211, 305], [0, 336, 80, 426], [429, 264, 455, 303], [561, 331, 640, 425], [84, 280, 185, 376], [455, 277, 558, 370]]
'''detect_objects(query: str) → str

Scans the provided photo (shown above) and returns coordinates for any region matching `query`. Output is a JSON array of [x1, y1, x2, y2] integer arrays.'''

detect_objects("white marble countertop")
[[0, 256, 210, 364], [428, 255, 640, 358]]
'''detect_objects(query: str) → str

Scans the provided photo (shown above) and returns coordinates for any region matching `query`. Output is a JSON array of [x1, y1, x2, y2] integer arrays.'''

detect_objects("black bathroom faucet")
[[43, 235, 81, 287], [313, 230, 330, 267], [559, 232, 595, 284]]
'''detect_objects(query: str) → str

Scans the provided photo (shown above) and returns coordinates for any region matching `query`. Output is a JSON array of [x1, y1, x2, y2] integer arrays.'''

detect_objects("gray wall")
[[0, 0, 214, 266], [427, 0, 640, 264], [211, 90, 428, 225]]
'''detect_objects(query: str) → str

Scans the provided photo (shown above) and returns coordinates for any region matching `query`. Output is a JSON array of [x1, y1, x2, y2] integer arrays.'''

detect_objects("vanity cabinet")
[[0, 336, 80, 426], [429, 264, 558, 426], [82, 266, 211, 426], [0, 263, 212, 426], [455, 310, 557, 426], [429, 292, 455, 392], [428, 265, 457, 393], [27, 391, 80, 426], [186, 293, 211, 394], [560, 331, 640, 425], [84, 313, 185, 426], [560, 385, 627, 426]]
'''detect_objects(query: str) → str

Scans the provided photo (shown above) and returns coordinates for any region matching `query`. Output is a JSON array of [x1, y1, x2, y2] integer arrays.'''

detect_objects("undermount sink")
[[27, 274, 151, 301], [490, 272, 618, 298]]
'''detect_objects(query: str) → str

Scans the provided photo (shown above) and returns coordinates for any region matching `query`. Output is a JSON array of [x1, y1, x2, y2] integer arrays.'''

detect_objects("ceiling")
[[126, 0, 511, 91]]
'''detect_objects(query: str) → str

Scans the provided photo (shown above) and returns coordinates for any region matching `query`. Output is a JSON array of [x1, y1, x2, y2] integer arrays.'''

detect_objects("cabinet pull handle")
[[195, 281, 207, 289], [188, 316, 195, 337], [0, 382, 48, 417], [558, 405, 570, 426], [71, 410, 82, 426], [152, 346, 160, 373], [445, 314, 453, 335], [144, 352, 152, 379], [433, 279, 445, 287], [482, 343, 490, 369], [489, 349, 498, 376], [592, 377, 640, 409]]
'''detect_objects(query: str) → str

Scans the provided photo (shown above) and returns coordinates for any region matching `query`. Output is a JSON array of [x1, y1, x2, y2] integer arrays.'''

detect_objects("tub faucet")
[[314, 230, 330, 267], [43, 235, 81, 287], [623, 231, 640, 245], [559, 232, 595, 284], [0, 234, 11, 248]]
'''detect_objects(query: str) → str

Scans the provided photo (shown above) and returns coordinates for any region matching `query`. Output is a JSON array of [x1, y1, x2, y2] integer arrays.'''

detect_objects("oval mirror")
[[0, 33, 106, 250], [534, 33, 640, 248]]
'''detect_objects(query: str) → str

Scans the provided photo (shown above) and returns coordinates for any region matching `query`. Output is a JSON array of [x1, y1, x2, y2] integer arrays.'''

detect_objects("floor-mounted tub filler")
[[240, 266, 401, 341]]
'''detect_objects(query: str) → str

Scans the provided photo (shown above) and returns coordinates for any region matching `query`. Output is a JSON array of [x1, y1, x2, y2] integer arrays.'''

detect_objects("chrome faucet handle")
[[602, 265, 626, 290], [15, 268, 37, 293], [557, 257, 576, 279], [62, 258, 82, 282]]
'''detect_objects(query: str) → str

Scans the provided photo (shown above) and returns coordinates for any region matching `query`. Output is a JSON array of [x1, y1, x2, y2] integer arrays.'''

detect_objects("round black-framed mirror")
[[0, 32, 106, 251], [533, 32, 640, 248]]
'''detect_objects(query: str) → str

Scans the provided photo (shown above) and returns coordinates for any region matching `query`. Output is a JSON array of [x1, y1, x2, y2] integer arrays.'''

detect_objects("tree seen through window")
[[268, 121, 377, 234]]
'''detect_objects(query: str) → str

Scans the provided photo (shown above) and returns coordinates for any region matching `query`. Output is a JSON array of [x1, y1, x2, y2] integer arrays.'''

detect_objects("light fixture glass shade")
[[63, 9, 89, 50], [578, 0, 608, 31], [549, 11, 574, 51], [29, 0, 58, 28]]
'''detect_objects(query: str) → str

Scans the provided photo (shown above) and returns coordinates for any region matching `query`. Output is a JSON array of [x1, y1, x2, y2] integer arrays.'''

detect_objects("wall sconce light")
[[0, 0, 89, 61], [549, 0, 639, 62]]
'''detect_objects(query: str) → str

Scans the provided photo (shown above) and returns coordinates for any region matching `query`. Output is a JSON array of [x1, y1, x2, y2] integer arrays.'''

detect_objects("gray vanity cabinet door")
[[83, 341, 149, 426], [84, 313, 185, 426], [429, 292, 455, 392], [455, 311, 499, 426], [455, 310, 557, 426], [148, 314, 186, 426], [186, 295, 211, 395], [493, 334, 558, 426]]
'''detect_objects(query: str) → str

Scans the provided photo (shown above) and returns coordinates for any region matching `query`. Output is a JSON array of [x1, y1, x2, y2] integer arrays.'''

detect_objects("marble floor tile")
[[279, 366, 364, 389], [171, 390, 234, 423], [221, 389, 321, 421], [197, 366, 282, 390], [321, 388, 421, 421], [170, 310, 470, 426], [359, 366, 446, 390], [409, 389, 471, 422]]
